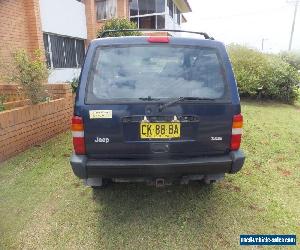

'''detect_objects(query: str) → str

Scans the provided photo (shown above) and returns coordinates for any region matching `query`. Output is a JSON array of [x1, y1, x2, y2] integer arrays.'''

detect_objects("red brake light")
[[230, 114, 243, 151], [71, 116, 85, 155], [73, 137, 86, 155], [147, 36, 170, 43], [72, 116, 83, 124], [231, 134, 242, 151]]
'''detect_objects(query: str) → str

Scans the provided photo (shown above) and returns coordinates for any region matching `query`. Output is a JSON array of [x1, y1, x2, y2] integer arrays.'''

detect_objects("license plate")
[[140, 122, 181, 139]]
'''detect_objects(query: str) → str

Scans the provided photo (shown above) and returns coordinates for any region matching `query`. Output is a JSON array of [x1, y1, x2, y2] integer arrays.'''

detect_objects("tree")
[[97, 18, 142, 38], [280, 51, 300, 71]]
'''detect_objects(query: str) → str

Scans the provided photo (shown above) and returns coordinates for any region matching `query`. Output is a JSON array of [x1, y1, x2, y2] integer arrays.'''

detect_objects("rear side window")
[[86, 45, 226, 102]]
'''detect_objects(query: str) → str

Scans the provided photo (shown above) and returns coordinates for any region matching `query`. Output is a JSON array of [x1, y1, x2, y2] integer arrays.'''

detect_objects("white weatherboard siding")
[[165, 15, 182, 36], [48, 68, 81, 84], [39, 0, 87, 39]]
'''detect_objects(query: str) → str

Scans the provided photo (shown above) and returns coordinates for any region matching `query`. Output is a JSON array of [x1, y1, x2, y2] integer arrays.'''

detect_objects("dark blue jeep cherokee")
[[70, 30, 245, 187]]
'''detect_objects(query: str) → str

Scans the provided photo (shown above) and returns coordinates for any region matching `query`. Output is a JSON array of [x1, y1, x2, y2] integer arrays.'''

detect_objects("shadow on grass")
[[91, 182, 219, 237], [94, 182, 214, 219], [88, 181, 245, 248]]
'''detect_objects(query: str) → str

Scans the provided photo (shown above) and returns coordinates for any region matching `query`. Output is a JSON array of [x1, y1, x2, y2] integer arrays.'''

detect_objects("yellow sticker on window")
[[89, 110, 112, 119]]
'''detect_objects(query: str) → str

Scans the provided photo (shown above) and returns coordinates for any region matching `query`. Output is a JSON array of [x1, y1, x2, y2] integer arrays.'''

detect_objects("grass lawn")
[[0, 101, 299, 249]]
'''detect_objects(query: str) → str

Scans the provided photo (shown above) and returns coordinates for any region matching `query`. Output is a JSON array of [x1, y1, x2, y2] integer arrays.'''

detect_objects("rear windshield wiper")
[[139, 96, 160, 101], [159, 97, 214, 112]]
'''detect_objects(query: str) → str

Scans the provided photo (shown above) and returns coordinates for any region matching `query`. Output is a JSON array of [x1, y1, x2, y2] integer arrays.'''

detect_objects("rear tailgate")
[[82, 102, 233, 158], [77, 36, 239, 159]]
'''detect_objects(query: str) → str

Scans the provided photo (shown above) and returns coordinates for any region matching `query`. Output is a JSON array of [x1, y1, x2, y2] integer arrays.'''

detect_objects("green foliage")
[[68, 77, 79, 93], [97, 18, 142, 38], [228, 44, 300, 103], [280, 51, 300, 71], [7, 49, 49, 104], [0, 95, 6, 112]]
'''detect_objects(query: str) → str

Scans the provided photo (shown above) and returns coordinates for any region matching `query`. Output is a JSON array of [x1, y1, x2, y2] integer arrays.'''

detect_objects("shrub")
[[0, 95, 6, 112], [227, 44, 300, 103], [97, 18, 142, 38], [68, 77, 79, 93], [280, 51, 300, 71], [5, 49, 49, 104]]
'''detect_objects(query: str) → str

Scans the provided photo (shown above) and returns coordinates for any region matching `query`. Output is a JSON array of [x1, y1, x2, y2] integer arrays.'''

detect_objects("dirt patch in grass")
[[277, 167, 292, 177]]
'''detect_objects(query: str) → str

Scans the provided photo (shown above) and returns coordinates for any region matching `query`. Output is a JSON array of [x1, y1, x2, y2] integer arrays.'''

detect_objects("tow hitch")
[[155, 178, 165, 187]]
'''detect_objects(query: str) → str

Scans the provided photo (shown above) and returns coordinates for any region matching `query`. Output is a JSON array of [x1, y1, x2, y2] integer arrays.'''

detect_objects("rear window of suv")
[[86, 45, 227, 102]]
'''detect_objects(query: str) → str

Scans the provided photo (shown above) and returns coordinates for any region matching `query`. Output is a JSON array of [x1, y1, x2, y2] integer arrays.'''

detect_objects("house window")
[[64, 37, 77, 68], [139, 16, 155, 29], [129, 0, 166, 29], [76, 39, 85, 67], [96, 0, 117, 20], [129, 0, 138, 16], [43, 34, 51, 68], [155, 0, 165, 13], [130, 0, 165, 16], [167, 0, 173, 17], [156, 15, 165, 29], [50, 35, 65, 68], [43, 33, 85, 69], [134, 15, 165, 29], [130, 17, 139, 26], [138, 0, 155, 15], [173, 6, 181, 25], [176, 7, 181, 25]]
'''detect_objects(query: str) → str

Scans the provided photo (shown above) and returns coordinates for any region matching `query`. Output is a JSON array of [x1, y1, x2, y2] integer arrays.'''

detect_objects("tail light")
[[231, 114, 243, 150], [71, 116, 85, 154], [147, 36, 170, 43]]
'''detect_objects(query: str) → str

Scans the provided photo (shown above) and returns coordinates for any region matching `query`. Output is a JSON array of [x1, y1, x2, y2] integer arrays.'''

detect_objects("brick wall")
[[84, 0, 97, 43], [117, 0, 129, 18], [46, 84, 73, 99], [0, 0, 44, 83], [24, 0, 44, 54], [0, 85, 25, 102], [0, 83, 72, 102], [0, 84, 73, 162], [4, 100, 31, 111]]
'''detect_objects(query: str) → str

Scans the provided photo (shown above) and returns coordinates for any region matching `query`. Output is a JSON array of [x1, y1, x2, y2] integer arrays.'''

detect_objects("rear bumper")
[[70, 150, 245, 179]]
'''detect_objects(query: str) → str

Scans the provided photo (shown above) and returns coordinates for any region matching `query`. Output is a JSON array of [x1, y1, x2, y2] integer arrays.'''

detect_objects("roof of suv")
[[90, 36, 225, 49]]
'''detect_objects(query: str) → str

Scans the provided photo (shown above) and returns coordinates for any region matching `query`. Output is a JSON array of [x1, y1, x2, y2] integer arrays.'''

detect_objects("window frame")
[[43, 33, 85, 69], [129, 0, 167, 29], [129, 0, 182, 28], [96, 0, 117, 21], [132, 14, 166, 29], [130, 0, 166, 17], [175, 7, 181, 25], [167, 0, 173, 18]]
